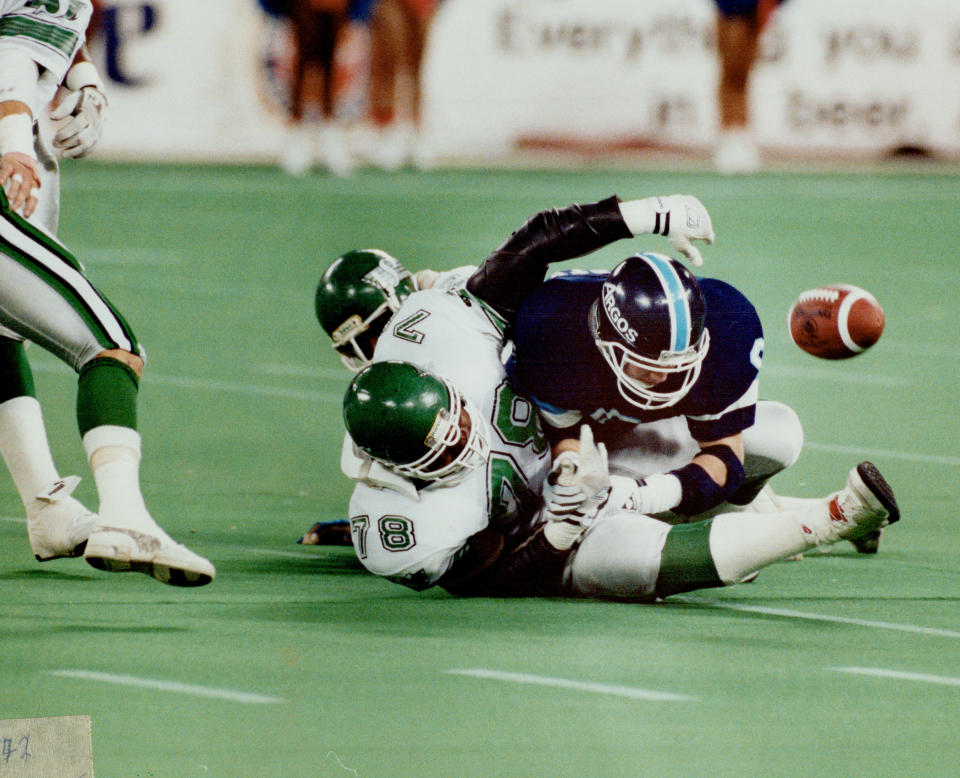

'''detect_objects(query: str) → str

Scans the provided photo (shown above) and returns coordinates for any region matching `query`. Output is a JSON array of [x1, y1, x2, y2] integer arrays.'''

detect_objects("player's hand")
[[660, 195, 714, 266], [50, 86, 107, 159], [541, 426, 611, 550], [0, 152, 41, 218], [543, 426, 611, 526], [619, 194, 715, 266]]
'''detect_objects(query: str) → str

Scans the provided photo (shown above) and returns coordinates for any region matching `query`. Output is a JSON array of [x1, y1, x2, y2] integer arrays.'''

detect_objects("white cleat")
[[28, 476, 98, 562], [84, 517, 215, 587], [825, 462, 900, 544]]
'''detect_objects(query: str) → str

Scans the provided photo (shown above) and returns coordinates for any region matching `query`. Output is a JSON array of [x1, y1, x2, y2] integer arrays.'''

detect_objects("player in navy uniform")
[[504, 253, 800, 522]]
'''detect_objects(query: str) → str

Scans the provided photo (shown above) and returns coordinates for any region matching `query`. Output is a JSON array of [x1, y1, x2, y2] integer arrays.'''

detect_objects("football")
[[788, 284, 884, 359]]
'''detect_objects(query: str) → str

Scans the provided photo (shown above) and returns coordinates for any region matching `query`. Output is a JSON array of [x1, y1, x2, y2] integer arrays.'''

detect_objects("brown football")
[[788, 284, 884, 359]]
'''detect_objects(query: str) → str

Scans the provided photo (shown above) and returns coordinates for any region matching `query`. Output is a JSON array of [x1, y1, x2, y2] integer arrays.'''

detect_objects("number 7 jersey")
[[345, 286, 551, 590]]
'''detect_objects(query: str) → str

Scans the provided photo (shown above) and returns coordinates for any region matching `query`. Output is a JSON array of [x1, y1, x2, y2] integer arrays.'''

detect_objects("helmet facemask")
[[389, 380, 491, 486], [589, 296, 710, 411], [329, 259, 415, 371]]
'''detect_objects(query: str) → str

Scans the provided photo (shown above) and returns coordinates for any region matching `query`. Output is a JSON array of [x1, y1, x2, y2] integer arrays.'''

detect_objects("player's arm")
[[442, 426, 611, 598], [0, 49, 42, 217], [439, 525, 572, 598], [49, 45, 108, 159], [552, 430, 746, 519], [466, 194, 713, 320]]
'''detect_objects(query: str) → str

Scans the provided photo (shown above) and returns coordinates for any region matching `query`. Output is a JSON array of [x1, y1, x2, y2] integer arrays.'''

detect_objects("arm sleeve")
[[439, 526, 571, 598], [465, 195, 632, 319]]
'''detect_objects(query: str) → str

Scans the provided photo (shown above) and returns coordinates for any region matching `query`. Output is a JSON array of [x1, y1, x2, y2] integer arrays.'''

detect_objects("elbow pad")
[[670, 444, 746, 517]]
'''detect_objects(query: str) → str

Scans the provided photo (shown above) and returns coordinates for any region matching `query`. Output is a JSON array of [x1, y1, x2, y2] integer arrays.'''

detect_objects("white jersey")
[[0, 0, 92, 106], [345, 286, 551, 589], [413, 265, 477, 294]]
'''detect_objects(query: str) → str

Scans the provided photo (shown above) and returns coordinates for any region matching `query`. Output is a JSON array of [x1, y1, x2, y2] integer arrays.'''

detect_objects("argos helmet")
[[589, 252, 710, 410], [315, 249, 416, 370], [343, 360, 491, 485]]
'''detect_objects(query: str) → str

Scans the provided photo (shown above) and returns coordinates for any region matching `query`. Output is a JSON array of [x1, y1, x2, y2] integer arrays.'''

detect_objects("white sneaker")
[[84, 514, 215, 587], [280, 125, 313, 176], [370, 123, 412, 171], [823, 462, 900, 545], [27, 476, 98, 561], [318, 124, 354, 177], [714, 129, 761, 175]]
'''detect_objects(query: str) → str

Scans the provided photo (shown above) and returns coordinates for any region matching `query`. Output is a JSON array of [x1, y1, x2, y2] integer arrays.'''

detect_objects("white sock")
[[82, 425, 154, 531], [0, 396, 61, 507], [709, 507, 828, 583]]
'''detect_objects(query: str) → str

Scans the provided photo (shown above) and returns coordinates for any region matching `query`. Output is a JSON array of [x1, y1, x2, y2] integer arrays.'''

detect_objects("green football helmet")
[[315, 249, 416, 370], [343, 360, 491, 485]]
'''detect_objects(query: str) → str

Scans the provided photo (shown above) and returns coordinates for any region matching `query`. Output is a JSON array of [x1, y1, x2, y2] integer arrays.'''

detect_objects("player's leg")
[[76, 349, 211, 586], [714, 2, 762, 173], [0, 200, 214, 586], [725, 400, 803, 507], [568, 461, 898, 600], [0, 335, 97, 560], [656, 462, 899, 598]]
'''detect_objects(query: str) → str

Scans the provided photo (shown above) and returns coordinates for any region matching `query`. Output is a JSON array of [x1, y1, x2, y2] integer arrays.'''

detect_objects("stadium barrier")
[[89, 0, 960, 162]]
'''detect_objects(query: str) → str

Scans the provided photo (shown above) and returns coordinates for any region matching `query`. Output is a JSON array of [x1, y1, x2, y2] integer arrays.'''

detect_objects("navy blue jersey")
[[507, 271, 764, 442]]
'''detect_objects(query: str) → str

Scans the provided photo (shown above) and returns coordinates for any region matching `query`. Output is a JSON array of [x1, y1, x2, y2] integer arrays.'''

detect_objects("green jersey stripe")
[[0, 15, 80, 58]]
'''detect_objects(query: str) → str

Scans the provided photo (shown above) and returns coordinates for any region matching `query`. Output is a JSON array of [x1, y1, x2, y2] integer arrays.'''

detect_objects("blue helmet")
[[589, 252, 710, 410]]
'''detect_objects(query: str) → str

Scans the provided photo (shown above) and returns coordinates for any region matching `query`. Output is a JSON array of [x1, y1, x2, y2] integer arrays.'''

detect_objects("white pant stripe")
[[0, 213, 134, 353]]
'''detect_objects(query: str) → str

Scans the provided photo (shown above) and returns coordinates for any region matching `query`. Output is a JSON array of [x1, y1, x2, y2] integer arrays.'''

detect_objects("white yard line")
[[830, 667, 960, 688], [50, 670, 286, 704], [676, 598, 960, 639], [445, 669, 697, 701], [801, 441, 960, 467]]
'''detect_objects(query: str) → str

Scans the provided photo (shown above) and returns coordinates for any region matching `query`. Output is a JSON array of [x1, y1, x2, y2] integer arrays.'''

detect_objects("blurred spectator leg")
[[364, 0, 436, 170], [714, 2, 763, 174], [282, 0, 353, 176]]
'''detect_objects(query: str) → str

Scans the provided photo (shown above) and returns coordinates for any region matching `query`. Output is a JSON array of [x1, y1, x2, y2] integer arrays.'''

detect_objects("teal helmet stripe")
[[641, 252, 690, 352]]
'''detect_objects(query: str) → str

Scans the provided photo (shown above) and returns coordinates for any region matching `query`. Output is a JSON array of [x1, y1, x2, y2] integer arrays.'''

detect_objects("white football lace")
[[798, 288, 840, 303]]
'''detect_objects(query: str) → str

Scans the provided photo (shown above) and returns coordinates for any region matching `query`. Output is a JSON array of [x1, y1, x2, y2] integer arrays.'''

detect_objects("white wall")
[[88, 0, 960, 162]]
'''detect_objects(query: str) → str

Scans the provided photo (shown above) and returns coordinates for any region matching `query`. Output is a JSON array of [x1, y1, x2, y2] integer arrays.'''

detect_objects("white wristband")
[[0, 113, 35, 157], [65, 61, 105, 92], [636, 472, 683, 513], [618, 197, 666, 237]]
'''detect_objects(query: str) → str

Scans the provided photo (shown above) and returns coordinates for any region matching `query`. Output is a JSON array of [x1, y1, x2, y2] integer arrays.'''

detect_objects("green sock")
[[0, 339, 35, 403], [654, 520, 725, 598], [77, 357, 139, 436]]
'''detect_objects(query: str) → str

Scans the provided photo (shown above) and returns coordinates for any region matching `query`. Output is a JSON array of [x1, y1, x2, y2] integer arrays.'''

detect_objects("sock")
[[0, 396, 61, 507], [708, 508, 827, 584], [77, 357, 139, 436], [82, 425, 154, 531], [0, 339, 35, 402], [654, 520, 725, 597]]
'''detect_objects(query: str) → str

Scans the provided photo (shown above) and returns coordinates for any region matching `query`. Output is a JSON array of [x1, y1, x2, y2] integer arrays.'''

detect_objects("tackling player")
[[301, 247, 475, 544], [0, 0, 214, 585], [340, 360, 898, 597]]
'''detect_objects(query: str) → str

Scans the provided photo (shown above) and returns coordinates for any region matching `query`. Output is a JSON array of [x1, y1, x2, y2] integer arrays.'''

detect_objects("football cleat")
[[28, 476, 98, 561], [825, 462, 900, 544], [850, 528, 883, 554], [84, 518, 215, 587]]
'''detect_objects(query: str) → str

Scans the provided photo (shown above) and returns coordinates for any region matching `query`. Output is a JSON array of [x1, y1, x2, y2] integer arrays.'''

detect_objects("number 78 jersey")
[[346, 287, 551, 590]]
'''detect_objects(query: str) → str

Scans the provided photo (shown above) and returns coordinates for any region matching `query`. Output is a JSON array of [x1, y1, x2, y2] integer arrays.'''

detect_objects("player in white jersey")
[[0, 0, 214, 585], [300, 247, 475, 545], [342, 285, 550, 588]]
